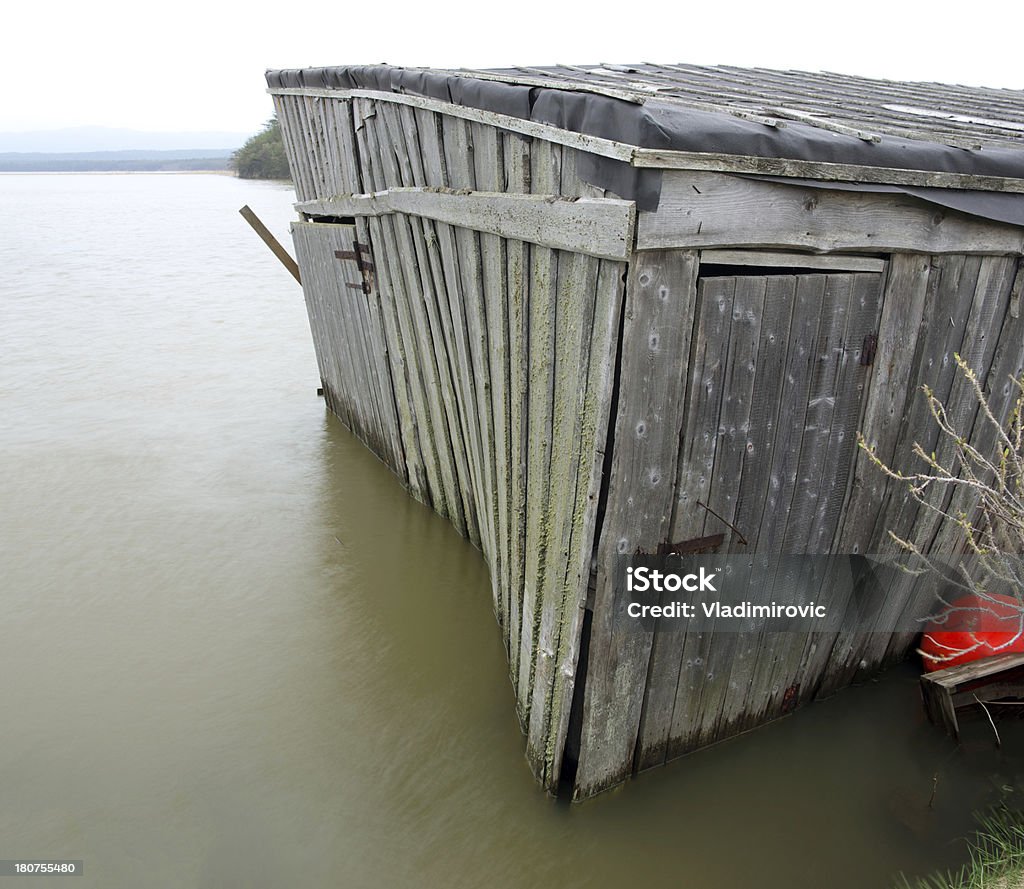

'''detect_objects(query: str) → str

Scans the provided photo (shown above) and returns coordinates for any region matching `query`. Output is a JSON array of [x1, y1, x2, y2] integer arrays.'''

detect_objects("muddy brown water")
[[1, 172, 1021, 888]]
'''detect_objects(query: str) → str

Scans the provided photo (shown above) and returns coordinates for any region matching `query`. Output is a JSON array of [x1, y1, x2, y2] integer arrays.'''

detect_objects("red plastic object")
[[920, 593, 1024, 672]]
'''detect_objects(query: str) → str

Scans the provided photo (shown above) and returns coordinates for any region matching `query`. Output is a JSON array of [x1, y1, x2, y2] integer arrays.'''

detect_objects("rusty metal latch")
[[334, 241, 374, 295]]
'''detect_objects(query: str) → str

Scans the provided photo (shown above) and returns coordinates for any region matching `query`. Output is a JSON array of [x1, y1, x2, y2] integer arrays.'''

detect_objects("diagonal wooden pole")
[[238, 205, 302, 284]]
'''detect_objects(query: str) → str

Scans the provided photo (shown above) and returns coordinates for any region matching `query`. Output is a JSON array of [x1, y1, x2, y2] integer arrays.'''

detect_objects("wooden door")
[[670, 271, 884, 555], [292, 220, 405, 474]]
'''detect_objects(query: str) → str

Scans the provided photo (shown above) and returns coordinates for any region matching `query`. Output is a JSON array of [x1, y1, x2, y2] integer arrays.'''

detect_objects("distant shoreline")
[[0, 161, 232, 173], [0, 148, 236, 173], [0, 169, 239, 176]]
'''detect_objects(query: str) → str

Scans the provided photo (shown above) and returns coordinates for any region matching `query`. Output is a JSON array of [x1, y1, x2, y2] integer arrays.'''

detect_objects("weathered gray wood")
[[409, 107, 483, 548], [755, 276, 827, 553], [880, 255, 1019, 664], [517, 138, 562, 722], [441, 114, 500, 596], [574, 250, 699, 800], [700, 249, 886, 273], [362, 107, 451, 512], [270, 86, 638, 163], [640, 171, 1024, 255], [504, 129, 532, 683], [526, 249, 598, 784], [375, 101, 467, 534], [297, 188, 635, 261], [413, 109, 491, 554], [298, 96, 330, 199], [837, 255, 932, 553], [293, 224, 382, 451], [353, 214, 407, 478], [239, 205, 302, 283], [275, 95, 316, 201], [781, 275, 854, 552], [273, 86, 1024, 195], [471, 121, 512, 630], [632, 149, 1024, 195], [353, 98, 430, 500], [921, 652, 1024, 741], [544, 257, 626, 786], [807, 274, 883, 553], [730, 276, 798, 550], [702, 276, 766, 545], [278, 69, 1024, 801]]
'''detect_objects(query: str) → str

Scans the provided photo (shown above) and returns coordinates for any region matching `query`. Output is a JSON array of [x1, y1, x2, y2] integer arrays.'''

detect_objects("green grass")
[[897, 808, 1024, 889]]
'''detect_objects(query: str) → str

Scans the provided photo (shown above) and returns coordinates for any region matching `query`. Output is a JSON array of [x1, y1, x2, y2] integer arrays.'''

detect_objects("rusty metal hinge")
[[334, 241, 374, 295], [861, 333, 878, 366]]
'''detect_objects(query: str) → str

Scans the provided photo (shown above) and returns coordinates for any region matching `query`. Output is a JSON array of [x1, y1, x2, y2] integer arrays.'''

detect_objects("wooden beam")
[[633, 148, 1024, 194], [297, 187, 636, 261], [638, 171, 1024, 255], [269, 87, 637, 164], [699, 249, 886, 272], [238, 205, 302, 283]]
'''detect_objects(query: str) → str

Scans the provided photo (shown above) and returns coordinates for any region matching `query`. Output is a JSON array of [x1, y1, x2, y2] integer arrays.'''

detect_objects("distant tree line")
[[231, 116, 291, 180]]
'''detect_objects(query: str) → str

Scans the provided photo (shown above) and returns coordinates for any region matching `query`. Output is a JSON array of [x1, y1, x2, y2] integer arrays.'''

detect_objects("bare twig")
[[975, 694, 1003, 748]]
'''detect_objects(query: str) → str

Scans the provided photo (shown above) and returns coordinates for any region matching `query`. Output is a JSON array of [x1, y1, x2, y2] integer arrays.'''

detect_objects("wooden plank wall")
[[276, 92, 628, 790], [275, 91, 1024, 801], [573, 253, 1023, 799]]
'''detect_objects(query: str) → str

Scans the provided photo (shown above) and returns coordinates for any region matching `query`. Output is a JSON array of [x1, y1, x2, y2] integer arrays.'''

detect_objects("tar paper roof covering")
[[266, 63, 1024, 219]]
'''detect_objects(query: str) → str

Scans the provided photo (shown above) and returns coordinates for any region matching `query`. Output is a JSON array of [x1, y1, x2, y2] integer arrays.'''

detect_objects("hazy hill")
[[0, 149, 234, 172], [0, 126, 249, 153]]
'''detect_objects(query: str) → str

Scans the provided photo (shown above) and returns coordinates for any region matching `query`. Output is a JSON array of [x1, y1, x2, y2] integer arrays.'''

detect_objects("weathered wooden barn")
[[266, 63, 1024, 799]]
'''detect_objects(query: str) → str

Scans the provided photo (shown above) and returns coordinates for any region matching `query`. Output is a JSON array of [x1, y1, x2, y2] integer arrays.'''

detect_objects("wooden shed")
[[266, 63, 1024, 799]]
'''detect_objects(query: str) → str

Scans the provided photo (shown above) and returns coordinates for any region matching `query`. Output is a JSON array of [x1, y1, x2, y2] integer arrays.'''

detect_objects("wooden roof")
[[439, 63, 1024, 153]]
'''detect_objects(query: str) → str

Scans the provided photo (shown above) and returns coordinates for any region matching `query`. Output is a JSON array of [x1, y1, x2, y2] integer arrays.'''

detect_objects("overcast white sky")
[[4, 0, 1023, 136]]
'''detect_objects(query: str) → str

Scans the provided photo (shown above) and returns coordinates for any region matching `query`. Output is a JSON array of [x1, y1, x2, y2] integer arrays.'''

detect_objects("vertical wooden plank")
[[837, 254, 931, 553], [809, 274, 883, 553], [639, 274, 733, 768], [880, 254, 1017, 663], [409, 107, 483, 545], [414, 108, 490, 551], [780, 274, 854, 553], [441, 114, 500, 594], [294, 225, 363, 433], [526, 249, 599, 783], [669, 277, 735, 544], [574, 250, 699, 800], [871, 255, 980, 551], [351, 213, 407, 480], [353, 98, 428, 500], [504, 131, 532, 686], [391, 103, 478, 542], [702, 276, 767, 545], [822, 257, 981, 690], [272, 95, 306, 200], [296, 96, 325, 199], [517, 139, 562, 723], [372, 102, 466, 530], [657, 276, 790, 761], [754, 276, 828, 553], [638, 273, 767, 769], [471, 120, 511, 627], [544, 257, 626, 787], [693, 277, 766, 739], [276, 95, 314, 202]]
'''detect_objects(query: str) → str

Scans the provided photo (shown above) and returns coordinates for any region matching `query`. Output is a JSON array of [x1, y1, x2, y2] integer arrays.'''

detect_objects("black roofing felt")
[[266, 64, 1024, 220], [266, 64, 1024, 177]]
